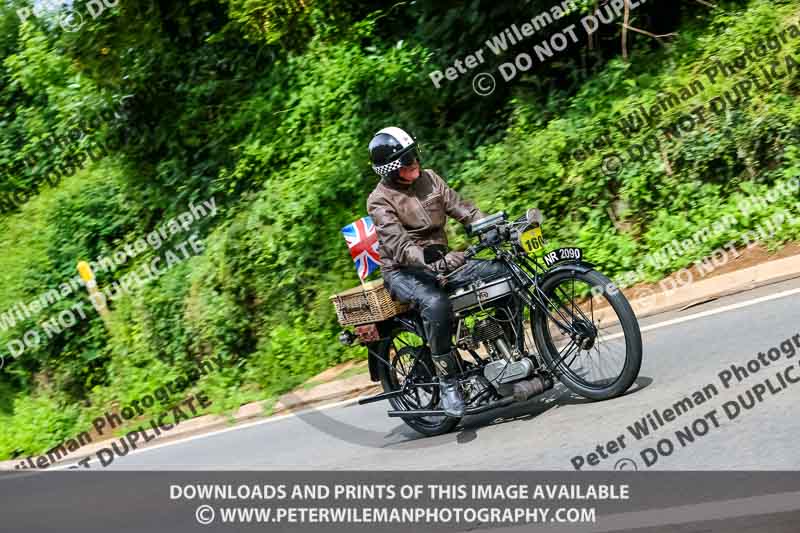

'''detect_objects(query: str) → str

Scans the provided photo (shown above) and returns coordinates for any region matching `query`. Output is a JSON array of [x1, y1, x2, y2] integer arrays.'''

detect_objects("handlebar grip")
[[465, 244, 481, 259]]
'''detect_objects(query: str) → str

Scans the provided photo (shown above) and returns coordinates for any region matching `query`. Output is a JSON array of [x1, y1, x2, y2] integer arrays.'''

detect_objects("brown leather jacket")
[[367, 169, 485, 274]]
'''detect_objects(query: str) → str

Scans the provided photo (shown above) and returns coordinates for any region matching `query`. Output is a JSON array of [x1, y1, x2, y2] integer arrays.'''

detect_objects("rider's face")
[[398, 159, 420, 184]]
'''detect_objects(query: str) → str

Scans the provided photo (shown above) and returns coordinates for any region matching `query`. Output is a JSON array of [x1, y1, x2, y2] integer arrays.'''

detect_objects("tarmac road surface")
[[90, 277, 800, 472]]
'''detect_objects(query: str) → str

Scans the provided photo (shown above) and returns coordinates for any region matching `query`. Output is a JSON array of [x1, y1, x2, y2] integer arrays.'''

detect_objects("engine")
[[458, 316, 552, 401]]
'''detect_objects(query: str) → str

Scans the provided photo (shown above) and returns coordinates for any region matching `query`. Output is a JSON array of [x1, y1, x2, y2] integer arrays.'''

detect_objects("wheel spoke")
[[565, 348, 580, 370], [397, 354, 408, 375], [405, 388, 421, 409], [556, 285, 591, 325], [540, 274, 632, 392], [548, 293, 575, 329], [384, 328, 452, 431], [390, 342, 409, 380], [571, 276, 576, 321], [551, 339, 577, 369]]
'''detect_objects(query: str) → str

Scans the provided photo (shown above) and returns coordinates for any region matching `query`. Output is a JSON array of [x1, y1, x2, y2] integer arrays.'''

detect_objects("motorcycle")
[[338, 209, 642, 436]]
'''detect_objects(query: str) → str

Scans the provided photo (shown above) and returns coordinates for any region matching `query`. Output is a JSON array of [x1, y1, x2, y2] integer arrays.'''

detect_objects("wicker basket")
[[330, 279, 409, 326]]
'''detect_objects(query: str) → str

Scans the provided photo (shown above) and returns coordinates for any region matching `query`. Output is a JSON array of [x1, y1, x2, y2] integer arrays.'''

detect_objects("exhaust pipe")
[[510, 375, 554, 402]]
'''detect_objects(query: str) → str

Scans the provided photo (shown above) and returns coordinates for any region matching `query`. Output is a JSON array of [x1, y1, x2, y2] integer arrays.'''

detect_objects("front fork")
[[498, 254, 596, 378]]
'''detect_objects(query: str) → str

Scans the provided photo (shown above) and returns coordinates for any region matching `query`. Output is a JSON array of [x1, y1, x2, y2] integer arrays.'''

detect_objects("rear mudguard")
[[366, 314, 424, 382]]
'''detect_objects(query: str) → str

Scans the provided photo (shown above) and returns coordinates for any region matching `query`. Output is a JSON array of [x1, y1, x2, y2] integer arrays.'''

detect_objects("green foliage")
[[462, 0, 800, 282], [0, 0, 799, 459], [0, 389, 81, 460]]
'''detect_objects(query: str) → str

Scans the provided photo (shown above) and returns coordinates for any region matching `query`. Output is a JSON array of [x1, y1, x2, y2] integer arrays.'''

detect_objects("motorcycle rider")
[[367, 127, 507, 417]]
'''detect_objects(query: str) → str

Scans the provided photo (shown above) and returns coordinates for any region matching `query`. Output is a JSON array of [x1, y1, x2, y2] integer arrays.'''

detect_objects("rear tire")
[[377, 328, 459, 436], [533, 267, 642, 400]]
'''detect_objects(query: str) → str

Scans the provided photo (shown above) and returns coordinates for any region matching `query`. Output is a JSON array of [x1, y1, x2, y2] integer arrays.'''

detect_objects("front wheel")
[[532, 267, 642, 400]]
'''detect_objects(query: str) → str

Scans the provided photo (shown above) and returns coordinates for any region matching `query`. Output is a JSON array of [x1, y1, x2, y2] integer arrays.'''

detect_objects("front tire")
[[533, 267, 642, 400]]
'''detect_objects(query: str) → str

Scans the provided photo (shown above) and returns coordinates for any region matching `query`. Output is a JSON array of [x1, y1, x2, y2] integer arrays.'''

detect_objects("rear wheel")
[[377, 327, 459, 436], [532, 268, 642, 400]]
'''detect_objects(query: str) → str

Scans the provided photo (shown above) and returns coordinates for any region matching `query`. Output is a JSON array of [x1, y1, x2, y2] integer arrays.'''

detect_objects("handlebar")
[[463, 209, 540, 260], [442, 239, 495, 285], [464, 243, 485, 259], [465, 211, 506, 237]]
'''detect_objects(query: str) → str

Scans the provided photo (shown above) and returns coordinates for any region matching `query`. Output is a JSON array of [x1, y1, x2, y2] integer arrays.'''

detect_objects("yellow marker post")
[[77, 261, 93, 283], [77, 261, 109, 320]]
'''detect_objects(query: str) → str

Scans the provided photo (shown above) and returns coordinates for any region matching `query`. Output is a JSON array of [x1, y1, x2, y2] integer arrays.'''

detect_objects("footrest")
[[387, 396, 516, 418], [357, 390, 404, 405]]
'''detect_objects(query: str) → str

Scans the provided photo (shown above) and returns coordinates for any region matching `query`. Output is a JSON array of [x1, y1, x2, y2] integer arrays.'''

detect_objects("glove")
[[431, 251, 467, 274]]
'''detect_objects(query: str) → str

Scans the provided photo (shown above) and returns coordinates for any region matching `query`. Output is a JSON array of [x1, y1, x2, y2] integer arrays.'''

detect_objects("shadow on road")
[[288, 376, 653, 451], [454, 376, 653, 444]]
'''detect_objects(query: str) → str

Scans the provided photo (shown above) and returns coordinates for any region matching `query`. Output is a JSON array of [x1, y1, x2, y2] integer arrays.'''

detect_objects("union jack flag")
[[342, 216, 381, 280]]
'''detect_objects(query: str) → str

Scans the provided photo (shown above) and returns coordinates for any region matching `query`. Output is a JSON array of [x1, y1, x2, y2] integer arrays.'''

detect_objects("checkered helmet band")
[[373, 159, 404, 177]]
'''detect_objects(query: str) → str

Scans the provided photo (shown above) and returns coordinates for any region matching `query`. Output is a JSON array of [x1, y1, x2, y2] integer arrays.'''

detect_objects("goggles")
[[372, 146, 421, 177], [397, 147, 420, 167]]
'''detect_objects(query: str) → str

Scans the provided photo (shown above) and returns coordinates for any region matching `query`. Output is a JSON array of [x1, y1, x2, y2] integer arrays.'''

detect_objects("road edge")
[[2, 252, 799, 471]]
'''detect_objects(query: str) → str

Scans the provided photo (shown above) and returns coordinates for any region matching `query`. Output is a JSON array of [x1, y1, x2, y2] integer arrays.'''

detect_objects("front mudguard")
[[539, 259, 595, 278]]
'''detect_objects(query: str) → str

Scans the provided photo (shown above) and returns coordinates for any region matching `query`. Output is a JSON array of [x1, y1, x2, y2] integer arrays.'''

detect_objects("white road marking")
[[53, 285, 800, 469], [51, 396, 365, 470], [602, 286, 800, 341]]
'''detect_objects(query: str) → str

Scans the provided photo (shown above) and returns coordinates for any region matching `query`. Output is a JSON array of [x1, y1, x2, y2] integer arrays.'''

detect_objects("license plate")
[[520, 226, 545, 254], [543, 247, 583, 267]]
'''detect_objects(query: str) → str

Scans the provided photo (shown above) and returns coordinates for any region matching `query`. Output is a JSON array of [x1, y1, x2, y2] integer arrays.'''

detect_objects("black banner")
[[1, 471, 799, 532]]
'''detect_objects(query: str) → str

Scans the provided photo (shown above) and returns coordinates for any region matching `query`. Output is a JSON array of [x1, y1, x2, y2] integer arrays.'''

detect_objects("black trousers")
[[384, 259, 510, 357]]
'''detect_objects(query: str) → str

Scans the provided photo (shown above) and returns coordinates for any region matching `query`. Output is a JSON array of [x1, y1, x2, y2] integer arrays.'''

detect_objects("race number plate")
[[519, 226, 544, 254], [542, 247, 583, 267]]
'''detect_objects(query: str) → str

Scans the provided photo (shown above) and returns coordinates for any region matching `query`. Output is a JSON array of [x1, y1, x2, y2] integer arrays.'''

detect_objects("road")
[[96, 277, 800, 471]]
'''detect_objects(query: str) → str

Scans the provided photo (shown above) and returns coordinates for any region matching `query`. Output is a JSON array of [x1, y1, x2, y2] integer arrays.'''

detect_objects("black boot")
[[432, 351, 465, 418]]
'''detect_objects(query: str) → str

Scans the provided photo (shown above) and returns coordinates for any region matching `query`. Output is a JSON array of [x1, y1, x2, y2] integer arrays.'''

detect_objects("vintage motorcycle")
[[336, 209, 642, 436]]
